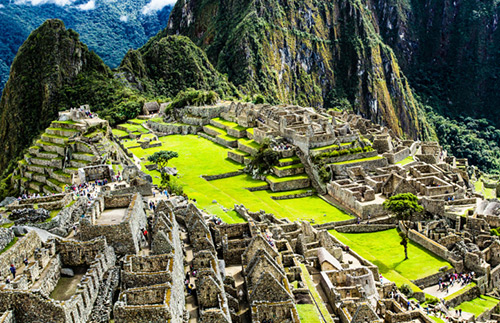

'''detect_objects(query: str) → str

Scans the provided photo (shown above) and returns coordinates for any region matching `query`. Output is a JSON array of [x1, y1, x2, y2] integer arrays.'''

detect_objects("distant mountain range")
[[0, 0, 173, 92]]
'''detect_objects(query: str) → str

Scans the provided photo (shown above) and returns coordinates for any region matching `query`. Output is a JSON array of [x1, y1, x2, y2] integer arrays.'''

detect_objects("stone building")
[[79, 193, 147, 256]]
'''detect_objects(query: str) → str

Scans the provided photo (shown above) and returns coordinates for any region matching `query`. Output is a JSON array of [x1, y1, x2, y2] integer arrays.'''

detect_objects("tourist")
[[23, 258, 28, 267], [9, 265, 16, 279], [5, 278, 10, 284]]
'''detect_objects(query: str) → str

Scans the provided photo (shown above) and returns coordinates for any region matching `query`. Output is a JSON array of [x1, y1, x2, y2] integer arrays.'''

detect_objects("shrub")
[[339, 149, 349, 156], [425, 295, 439, 305], [319, 166, 331, 183], [168, 89, 219, 110], [165, 178, 184, 196], [400, 284, 413, 297]]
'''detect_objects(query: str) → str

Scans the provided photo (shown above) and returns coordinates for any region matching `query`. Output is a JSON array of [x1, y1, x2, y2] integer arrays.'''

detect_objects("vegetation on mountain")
[[166, 0, 428, 139], [120, 35, 239, 99], [0, 0, 172, 91]]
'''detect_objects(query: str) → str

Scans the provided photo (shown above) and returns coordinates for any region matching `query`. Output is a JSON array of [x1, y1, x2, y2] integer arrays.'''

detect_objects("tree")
[[383, 193, 423, 222], [148, 150, 178, 185], [399, 232, 409, 260]]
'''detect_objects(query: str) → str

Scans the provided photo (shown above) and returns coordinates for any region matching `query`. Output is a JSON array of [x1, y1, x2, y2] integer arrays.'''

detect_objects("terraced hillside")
[[12, 117, 112, 194]]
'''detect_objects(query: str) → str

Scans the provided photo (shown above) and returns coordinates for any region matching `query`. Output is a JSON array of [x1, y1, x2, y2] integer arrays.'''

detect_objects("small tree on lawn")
[[383, 193, 423, 224], [399, 232, 409, 260], [148, 150, 178, 186]]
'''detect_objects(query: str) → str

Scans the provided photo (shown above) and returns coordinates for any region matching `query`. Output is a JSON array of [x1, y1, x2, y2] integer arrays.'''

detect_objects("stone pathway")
[[423, 282, 472, 299]]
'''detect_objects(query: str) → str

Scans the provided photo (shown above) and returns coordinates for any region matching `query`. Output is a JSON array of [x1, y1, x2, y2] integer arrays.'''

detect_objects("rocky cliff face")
[[0, 19, 110, 170], [166, 0, 427, 138], [372, 0, 500, 126]]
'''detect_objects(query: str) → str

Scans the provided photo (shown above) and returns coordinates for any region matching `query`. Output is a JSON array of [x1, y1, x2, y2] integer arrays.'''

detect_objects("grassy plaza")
[[330, 228, 451, 291], [126, 134, 352, 224]]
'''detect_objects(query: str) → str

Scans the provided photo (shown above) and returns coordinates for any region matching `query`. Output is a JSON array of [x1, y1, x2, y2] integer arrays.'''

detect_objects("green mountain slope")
[[166, 0, 429, 139], [0, 0, 172, 92]]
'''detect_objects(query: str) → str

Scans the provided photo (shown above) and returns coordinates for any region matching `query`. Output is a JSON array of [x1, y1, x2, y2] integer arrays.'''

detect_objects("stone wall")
[[0, 230, 42, 278], [0, 311, 13, 323], [79, 193, 147, 255], [6, 194, 71, 211], [444, 284, 480, 308], [411, 267, 455, 289], [383, 147, 410, 164], [146, 121, 200, 135], [335, 224, 396, 233], [329, 157, 388, 177], [0, 229, 14, 252], [202, 171, 243, 181]]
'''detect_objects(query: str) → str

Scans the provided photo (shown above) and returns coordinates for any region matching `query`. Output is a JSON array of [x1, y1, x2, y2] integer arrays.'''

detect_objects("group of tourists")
[[438, 271, 475, 293], [17, 193, 45, 200], [271, 143, 292, 151]]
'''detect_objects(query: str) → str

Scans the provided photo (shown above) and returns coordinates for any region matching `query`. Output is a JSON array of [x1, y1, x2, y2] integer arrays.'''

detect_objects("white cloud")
[[0, 4, 4, 8], [141, 0, 176, 15], [77, 0, 95, 10], [119, 15, 128, 22]]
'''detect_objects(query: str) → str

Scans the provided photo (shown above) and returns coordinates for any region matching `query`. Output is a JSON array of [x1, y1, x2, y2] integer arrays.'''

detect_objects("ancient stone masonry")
[[11, 108, 119, 195], [79, 193, 147, 256], [0, 236, 115, 323]]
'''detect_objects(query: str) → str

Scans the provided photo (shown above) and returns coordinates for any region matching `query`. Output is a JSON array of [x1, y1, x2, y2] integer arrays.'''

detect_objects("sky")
[[11, 0, 177, 14]]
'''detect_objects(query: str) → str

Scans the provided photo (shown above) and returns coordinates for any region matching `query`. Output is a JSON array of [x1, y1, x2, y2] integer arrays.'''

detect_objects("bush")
[[168, 89, 219, 110], [339, 149, 349, 156], [425, 295, 439, 305], [319, 166, 331, 183], [363, 146, 374, 152], [165, 178, 184, 196], [253, 94, 266, 104], [399, 284, 413, 297]]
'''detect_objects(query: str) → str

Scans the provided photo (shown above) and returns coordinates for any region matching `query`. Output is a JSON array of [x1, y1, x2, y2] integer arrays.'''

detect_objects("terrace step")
[[52, 170, 73, 184], [34, 150, 60, 159], [41, 134, 68, 145], [28, 180, 44, 192], [72, 152, 95, 162], [46, 178, 66, 193], [36, 140, 65, 155], [238, 139, 260, 155], [265, 175, 310, 192], [43, 185, 58, 195], [227, 149, 249, 164], [278, 156, 301, 167], [46, 127, 80, 137], [272, 163, 305, 178], [70, 159, 92, 168], [63, 167, 79, 175], [210, 118, 247, 138], [26, 164, 54, 174], [50, 120, 85, 131], [31, 172, 47, 183], [29, 156, 63, 169]]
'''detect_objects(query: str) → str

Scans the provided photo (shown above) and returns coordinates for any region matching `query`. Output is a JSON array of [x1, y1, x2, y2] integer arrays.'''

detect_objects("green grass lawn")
[[128, 118, 147, 124], [128, 134, 351, 224], [299, 263, 334, 323], [455, 295, 499, 317], [396, 156, 414, 165], [329, 229, 451, 291], [474, 178, 498, 199], [296, 304, 322, 323], [212, 117, 247, 131]]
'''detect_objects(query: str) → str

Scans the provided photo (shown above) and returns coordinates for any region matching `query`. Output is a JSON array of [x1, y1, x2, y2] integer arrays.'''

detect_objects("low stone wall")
[[335, 224, 396, 233], [444, 284, 480, 308], [146, 121, 200, 135], [407, 229, 449, 261], [272, 165, 305, 177], [477, 299, 500, 322], [267, 177, 310, 192], [202, 171, 243, 181], [0, 230, 42, 278], [227, 151, 246, 164], [329, 157, 388, 177], [271, 191, 314, 200], [317, 150, 378, 163], [411, 267, 455, 289], [383, 147, 410, 164], [6, 194, 71, 211], [31, 197, 88, 234]]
